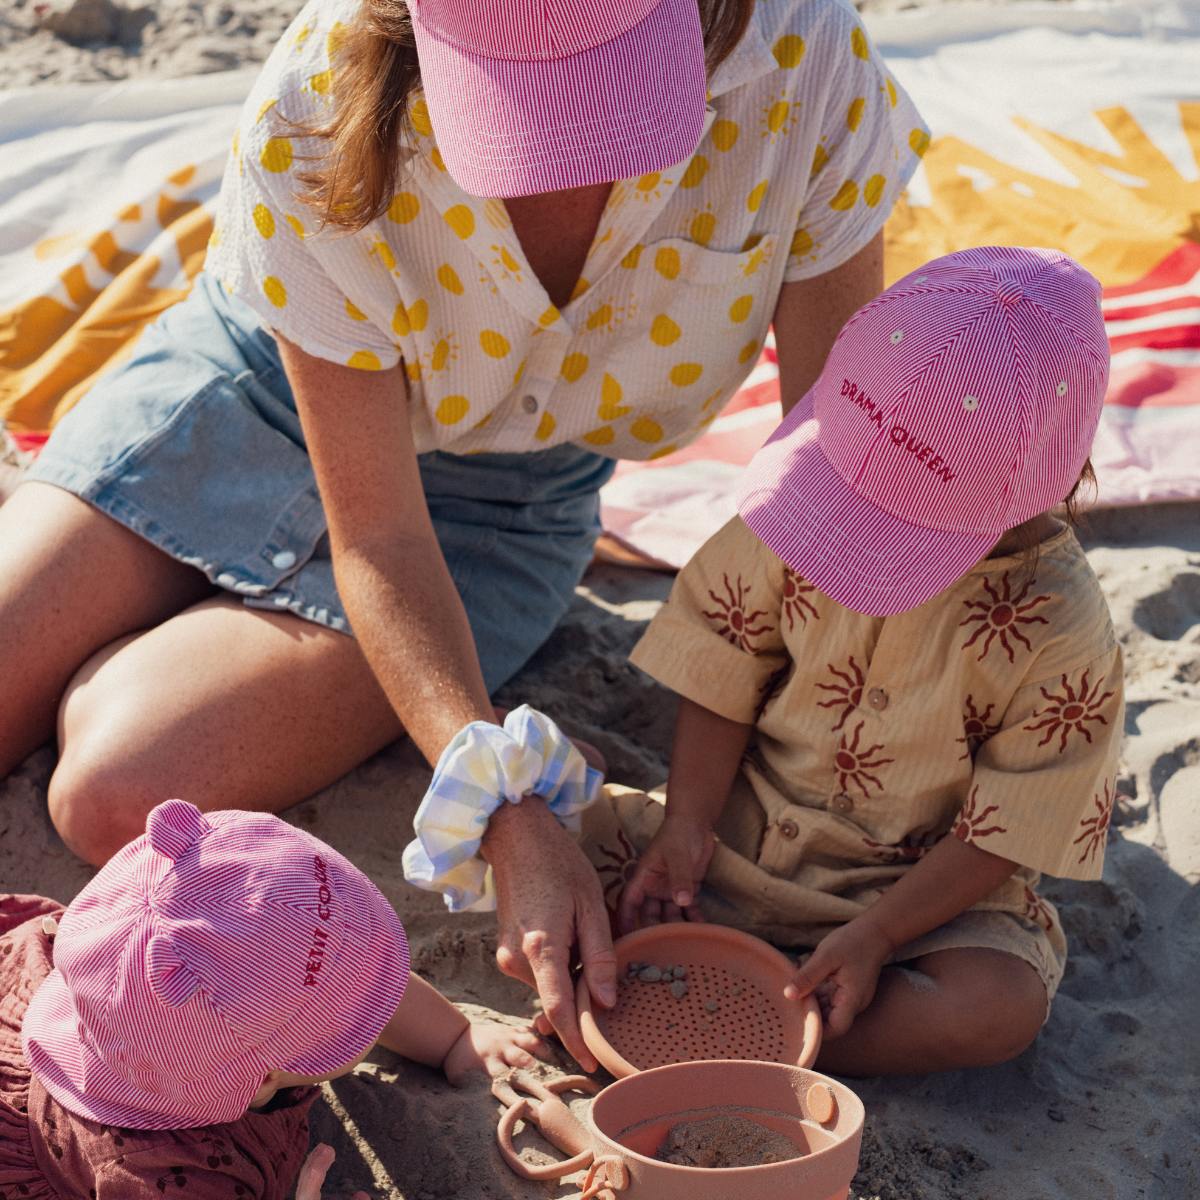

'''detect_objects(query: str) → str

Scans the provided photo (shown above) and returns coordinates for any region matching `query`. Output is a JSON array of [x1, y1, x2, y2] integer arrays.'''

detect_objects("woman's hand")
[[441, 1021, 550, 1086], [294, 1144, 369, 1200], [485, 797, 618, 1073], [618, 814, 714, 933], [784, 917, 894, 1039]]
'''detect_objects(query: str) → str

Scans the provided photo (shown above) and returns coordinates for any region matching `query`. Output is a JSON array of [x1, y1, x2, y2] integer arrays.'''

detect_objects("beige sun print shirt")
[[629, 517, 1124, 927], [206, 0, 928, 459]]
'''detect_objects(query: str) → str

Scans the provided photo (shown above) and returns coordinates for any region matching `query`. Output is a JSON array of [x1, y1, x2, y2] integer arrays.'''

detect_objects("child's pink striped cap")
[[22, 800, 409, 1130], [738, 246, 1110, 616], [408, 0, 707, 198]]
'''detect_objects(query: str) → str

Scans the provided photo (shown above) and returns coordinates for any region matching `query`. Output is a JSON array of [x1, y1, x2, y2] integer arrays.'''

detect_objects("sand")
[[657, 1113, 802, 1168], [2, 4, 1198, 1199]]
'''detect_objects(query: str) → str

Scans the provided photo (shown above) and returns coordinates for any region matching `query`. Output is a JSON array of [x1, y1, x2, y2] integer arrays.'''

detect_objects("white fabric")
[[204, 0, 925, 459]]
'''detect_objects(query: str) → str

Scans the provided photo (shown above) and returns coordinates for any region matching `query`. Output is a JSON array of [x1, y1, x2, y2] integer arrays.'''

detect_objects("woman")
[[0, 0, 925, 1069]]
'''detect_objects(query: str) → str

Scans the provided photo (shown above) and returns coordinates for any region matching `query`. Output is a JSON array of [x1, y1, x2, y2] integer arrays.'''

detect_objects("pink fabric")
[[737, 247, 1110, 616], [22, 800, 410, 1130], [408, 0, 707, 198]]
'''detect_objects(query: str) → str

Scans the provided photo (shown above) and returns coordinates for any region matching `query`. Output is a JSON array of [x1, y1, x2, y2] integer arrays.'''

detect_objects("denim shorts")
[[28, 272, 616, 692]]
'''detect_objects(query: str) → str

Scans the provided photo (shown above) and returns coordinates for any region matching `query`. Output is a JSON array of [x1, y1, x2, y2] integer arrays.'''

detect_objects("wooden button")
[[832, 793, 854, 814], [779, 819, 799, 840], [867, 687, 889, 711]]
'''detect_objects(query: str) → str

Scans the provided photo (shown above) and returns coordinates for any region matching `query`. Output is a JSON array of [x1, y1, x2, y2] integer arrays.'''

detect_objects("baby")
[[2, 798, 544, 1197], [593, 246, 1123, 1076]]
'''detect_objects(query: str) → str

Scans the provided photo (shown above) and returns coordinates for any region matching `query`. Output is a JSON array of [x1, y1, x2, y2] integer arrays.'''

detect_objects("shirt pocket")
[[594, 234, 780, 448]]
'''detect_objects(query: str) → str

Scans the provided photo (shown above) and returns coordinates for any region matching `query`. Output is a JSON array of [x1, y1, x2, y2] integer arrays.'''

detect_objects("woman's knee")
[[47, 750, 157, 867]]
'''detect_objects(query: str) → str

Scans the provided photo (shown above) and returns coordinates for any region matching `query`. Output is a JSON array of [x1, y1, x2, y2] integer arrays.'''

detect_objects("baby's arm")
[[375, 974, 547, 1083], [619, 698, 752, 931], [787, 835, 1019, 1036]]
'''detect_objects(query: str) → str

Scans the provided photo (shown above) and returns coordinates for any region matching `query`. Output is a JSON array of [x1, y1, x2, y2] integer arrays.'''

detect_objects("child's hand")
[[784, 918, 894, 1039], [618, 814, 715, 933], [442, 1021, 550, 1086], [294, 1143, 370, 1200]]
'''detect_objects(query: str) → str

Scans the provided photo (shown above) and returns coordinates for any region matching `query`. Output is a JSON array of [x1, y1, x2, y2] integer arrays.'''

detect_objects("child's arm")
[[375, 974, 547, 1083], [786, 835, 1019, 1037], [619, 698, 753, 931]]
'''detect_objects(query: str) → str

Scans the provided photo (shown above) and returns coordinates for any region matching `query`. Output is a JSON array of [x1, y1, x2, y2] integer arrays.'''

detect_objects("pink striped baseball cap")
[[738, 246, 1110, 616], [408, 0, 707, 198], [22, 800, 409, 1130]]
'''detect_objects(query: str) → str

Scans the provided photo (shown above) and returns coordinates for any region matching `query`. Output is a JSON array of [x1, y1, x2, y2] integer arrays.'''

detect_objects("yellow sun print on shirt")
[[761, 90, 799, 142], [424, 330, 460, 374]]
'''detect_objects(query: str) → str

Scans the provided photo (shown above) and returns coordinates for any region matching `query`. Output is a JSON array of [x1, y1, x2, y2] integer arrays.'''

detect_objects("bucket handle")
[[493, 1072, 602, 1182]]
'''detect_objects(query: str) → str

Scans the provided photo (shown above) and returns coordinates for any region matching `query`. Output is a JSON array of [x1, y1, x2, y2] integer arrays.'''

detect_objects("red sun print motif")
[[959, 572, 1051, 663], [1024, 670, 1116, 754], [782, 569, 820, 631], [952, 786, 1008, 843], [817, 657, 866, 732], [703, 573, 774, 653], [1022, 885, 1055, 932], [835, 722, 893, 796], [594, 826, 641, 913], [1073, 781, 1113, 865], [957, 695, 1001, 760]]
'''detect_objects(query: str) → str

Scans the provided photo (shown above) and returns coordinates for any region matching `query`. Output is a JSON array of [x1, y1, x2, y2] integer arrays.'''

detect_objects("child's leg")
[[815, 947, 1047, 1076]]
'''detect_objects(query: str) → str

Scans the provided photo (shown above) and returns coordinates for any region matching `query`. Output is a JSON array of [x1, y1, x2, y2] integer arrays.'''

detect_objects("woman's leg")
[[814, 947, 1048, 1076], [49, 595, 403, 865], [0, 482, 215, 777]]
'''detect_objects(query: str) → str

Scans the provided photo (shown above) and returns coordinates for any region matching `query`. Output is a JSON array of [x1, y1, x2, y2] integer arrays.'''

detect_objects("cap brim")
[[737, 390, 996, 617], [411, 0, 707, 198], [23, 967, 246, 1129]]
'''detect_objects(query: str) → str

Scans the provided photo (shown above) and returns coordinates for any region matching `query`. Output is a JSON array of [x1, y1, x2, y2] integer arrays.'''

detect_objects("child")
[[600, 246, 1123, 1077], [2, 798, 546, 1198]]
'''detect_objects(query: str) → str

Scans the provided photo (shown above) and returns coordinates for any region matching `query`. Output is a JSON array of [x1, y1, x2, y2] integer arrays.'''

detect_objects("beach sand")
[[2, 3, 1198, 1197]]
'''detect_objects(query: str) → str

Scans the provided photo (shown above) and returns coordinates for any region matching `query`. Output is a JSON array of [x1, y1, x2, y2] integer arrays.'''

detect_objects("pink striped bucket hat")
[[407, 0, 708, 198], [738, 246, 1111, 616], [23, 800, 409, 1129]]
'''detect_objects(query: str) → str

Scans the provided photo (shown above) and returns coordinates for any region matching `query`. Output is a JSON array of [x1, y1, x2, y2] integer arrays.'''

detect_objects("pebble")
[[672, 966, 687, 980], [704, 1000, 719, 1013], [670, 980, 688, 999], [638, 965, 663, 983]]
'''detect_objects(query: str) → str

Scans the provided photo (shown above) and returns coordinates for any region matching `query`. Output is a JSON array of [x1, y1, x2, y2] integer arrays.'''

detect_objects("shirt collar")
[[707, 9, 775, 99]]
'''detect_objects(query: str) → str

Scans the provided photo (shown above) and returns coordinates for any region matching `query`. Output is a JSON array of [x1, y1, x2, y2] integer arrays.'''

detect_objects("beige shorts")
[[582, 784, 1066, 1009]]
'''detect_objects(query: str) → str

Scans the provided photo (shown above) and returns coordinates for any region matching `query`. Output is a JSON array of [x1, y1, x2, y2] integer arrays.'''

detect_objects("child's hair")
[[1012, 457, 1096, 572], [292, 0, 756, 231]]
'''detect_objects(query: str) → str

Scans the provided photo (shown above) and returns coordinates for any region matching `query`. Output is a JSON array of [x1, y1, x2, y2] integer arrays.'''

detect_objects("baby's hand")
[[618, 813, 715, 933], [784, 918, 894, 1039], [442, 1021, 550, 1086]]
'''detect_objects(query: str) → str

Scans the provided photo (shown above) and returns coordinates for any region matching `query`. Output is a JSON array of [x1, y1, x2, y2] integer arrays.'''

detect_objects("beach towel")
[[2, 4, 1199, 566]]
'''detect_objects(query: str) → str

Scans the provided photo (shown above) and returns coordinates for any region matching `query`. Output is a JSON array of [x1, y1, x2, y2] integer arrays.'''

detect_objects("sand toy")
[[494, 1060, 864, 1199], [576, 923, 823, 1077]]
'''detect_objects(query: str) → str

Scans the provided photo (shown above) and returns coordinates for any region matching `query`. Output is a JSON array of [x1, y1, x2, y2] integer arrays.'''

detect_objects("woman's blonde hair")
[[296, 1, 756, 230]]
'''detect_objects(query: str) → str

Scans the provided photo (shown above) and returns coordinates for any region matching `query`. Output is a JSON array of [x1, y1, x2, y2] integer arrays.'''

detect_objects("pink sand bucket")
[[494, 1060, 864, 1200]]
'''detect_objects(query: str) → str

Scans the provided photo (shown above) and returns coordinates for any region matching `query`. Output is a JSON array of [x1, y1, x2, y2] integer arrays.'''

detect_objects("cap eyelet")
[[962, 395, 980, 412], [1056, 381, 1068, 397], [890, 330, 904, 345], [914, 276, 929, 284]]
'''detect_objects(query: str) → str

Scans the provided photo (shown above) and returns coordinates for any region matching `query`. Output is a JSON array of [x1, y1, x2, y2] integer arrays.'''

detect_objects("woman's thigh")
[[50, 595, 402, 865], [0, 481, 214, 776]]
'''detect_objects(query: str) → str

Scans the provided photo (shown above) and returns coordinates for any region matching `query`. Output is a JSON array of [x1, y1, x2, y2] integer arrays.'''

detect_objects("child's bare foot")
[[442, 1021, 550, 1085]]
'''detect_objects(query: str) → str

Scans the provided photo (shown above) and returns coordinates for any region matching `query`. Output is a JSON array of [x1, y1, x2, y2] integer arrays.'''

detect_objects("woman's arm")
[[772, 232, 884, 415], [277, 336, 494, 759], [277, 337, 616, 1071]]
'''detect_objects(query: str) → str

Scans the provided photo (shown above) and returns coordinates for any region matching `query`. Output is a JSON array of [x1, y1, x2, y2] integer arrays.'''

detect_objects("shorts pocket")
[[97, 372, 328, 596]]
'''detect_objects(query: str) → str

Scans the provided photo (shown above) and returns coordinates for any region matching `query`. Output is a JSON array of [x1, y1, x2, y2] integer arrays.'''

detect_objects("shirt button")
[[272, 550, 298, 571], [778, 819, 799, 840], [867, 687, 889, 711], [832, 793, 855, 814], [521, 394, 539, 414]]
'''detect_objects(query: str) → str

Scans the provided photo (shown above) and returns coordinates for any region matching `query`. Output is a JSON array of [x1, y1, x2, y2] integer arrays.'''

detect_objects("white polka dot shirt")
[[207, 0, 928, 459]]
